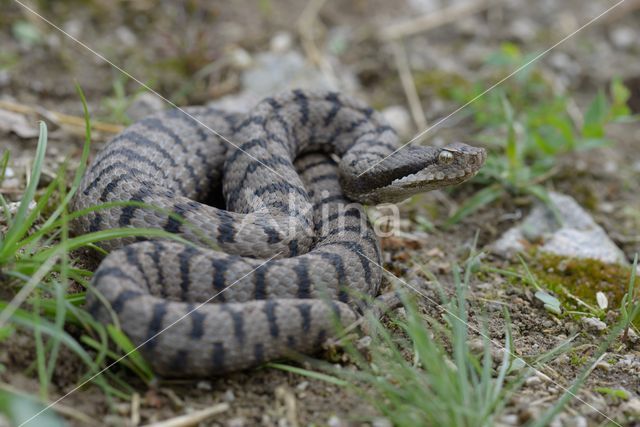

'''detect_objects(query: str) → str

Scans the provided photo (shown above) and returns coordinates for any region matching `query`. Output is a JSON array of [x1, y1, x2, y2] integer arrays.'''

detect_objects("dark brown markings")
[[318, 194, 347, 205], [264, 300, 279, 338], [225, 155, 294, 202], [296, 303, 312, 333], [111, 290, 144, 314], [163, 202, 193, 234], [216, 210, 236, 244], [123, 245, 151, 291], [222, 305, 245, 344], [113, 131, 178, 167], [211, 342, 225, 373], [140, 117, 188, 153], [224, 138, 268, 174], [288, 239, 298, 257], [88, 148, 166, 182], [92, 266, 137, 284], [233, 115, 266, 132], [210, 257, 230, 302], [327, 118, 369, 146], [84, 163, 162, 196], [253, 263, 271, 300], [169, 349, 189, 373], [98, 174, 155, 203], [315, 329, 327, 348], [264, 97, 282, 111], [253, 182, 308, 199], [294, 89, 310, 125], [315, 251, 348, 302], [293, 258, 311, 298], [287, 335, 296, 348], [299, 158, 335, 174], [178, 245, 198, 300], [149, 242, 167, 298], [254, 343, 264, 364], [320, 240, 372, 285], [187, 304, 206, 339], [309, 173, 339, 184], [88, 213, 103, 232], [323, 92, 342, 126], [146, 302, 168, 350], [118, 187, 152, 227]]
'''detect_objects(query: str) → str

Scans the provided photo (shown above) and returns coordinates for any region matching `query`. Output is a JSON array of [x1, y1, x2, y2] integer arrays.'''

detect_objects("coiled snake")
[[72, 90, 486, 377]]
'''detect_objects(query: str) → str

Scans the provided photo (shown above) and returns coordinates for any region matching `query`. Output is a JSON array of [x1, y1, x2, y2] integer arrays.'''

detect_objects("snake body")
[[72, 90, 485, 377]]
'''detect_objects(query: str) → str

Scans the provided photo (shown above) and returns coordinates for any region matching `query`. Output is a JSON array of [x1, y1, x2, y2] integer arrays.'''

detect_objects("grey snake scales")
[[71, 90, 486, 377]]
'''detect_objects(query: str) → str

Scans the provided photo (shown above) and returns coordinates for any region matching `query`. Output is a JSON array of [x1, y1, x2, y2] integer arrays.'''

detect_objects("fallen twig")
[[141, 403, 229, 427], [0, 100, 123, 134], [379, 0, 499, 41], [391, 41, 427, 131]]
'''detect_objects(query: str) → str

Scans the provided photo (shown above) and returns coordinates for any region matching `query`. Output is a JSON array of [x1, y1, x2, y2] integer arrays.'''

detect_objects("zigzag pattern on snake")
[[71, 90, 486, 377]]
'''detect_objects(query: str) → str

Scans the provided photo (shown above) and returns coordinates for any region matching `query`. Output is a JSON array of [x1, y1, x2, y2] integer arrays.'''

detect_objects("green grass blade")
[[446, 184, 504, 226], [0, 122, 47, 261]]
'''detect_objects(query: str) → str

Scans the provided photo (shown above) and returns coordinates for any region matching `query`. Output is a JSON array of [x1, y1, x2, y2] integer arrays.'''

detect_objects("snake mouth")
[[390, 145, 486, 188], [343, 142, 487, 204]]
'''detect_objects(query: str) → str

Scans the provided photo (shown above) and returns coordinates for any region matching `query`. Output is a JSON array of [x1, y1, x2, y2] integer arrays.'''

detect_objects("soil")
[[1, 1, 639, 426]]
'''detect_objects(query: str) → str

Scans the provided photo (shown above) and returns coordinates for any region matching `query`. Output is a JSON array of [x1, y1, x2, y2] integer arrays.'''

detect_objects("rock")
[[381, 105, 412, 137], [610, 27, 636, 50], [210, 50, 358, 113], [227, 417, 246, 427], [230, 48, 252, 70], [270, 32, 293, 53], [621, 398, 640, 417], [223, 389, 235, 402], [566, 416, 588, 427], [0, 109, 39, 138], [196, 380, 212, 391], [372, 417, 393, 427], [0, 70, 9, 88], [509, 18, 538, 42], [126, 92, 166, 122], [581, 317, 607, 332], [491, 192, 629, 266]]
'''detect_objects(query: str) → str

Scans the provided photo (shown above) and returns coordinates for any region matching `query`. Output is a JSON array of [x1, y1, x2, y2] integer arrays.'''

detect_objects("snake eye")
[[438, 150, 454, 165]]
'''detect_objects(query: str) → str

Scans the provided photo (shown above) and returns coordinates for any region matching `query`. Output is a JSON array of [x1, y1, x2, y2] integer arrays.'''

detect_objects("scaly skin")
[[72, 90, 485, 376]]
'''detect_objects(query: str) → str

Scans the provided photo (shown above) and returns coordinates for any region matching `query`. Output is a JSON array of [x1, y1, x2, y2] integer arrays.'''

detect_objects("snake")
[[71, 90, 486, 377]]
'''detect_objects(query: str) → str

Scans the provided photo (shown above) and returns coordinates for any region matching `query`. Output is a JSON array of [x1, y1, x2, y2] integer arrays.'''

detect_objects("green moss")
[[568, 349, 588, 366], [530, 253, 636, 310]]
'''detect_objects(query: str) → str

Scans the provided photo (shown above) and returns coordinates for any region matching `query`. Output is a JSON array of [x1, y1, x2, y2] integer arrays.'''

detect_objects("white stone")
[[491, 192, 629, 265], [610, 27, 636, 49], [381, 105, 412, 137], [581, 317, 607, 332], [270, 32, 293, 53]]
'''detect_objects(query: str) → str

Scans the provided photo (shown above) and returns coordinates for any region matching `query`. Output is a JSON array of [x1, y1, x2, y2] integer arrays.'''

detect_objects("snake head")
[[340, 142, 486, 204]]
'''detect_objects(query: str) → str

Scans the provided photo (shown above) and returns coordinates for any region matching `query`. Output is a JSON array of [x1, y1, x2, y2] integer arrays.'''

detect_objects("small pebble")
[[196, 380, 212, 391], [381, 105, 412, 137], [223, 389, 235, 402], [567, 416, 587, 427], [525, 375, 542, 387], [622, 398, 640, 416], [296, 381, 309, 391], [230, 48, 252, 69], [327, 415, 346, 427], [126, 92, 166, 122], [227, 417, 246, 427], [610, 26, 636, 49], [581, 317, 607, 332], [270, 32, 293, 53], [372, 417, 393, 427]]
